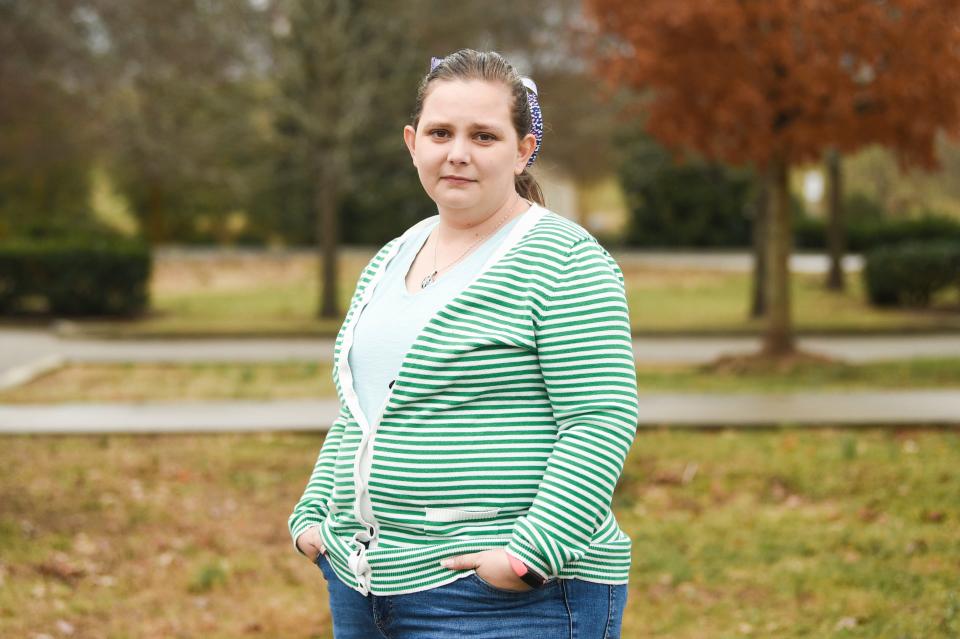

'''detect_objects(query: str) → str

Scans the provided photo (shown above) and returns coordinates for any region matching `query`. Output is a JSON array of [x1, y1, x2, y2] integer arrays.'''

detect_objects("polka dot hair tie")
[[520, 77, 543, 168]]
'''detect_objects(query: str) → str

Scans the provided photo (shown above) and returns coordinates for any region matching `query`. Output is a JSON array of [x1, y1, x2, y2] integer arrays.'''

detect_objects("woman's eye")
[[428, 130, 495, 142]]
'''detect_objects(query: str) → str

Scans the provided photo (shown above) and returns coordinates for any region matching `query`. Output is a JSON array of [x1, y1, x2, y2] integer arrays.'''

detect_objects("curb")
[[0, 354, 65, 391], [0, 399, 339, 434]]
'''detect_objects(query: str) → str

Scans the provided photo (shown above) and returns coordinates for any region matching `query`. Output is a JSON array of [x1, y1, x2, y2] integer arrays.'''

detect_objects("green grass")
[[44, 251, 960, 338], [0, 429, 957, 637], [137, 280, 346, 336], [627, 268, 960, 333], [1, 358, 958, 404], [616, 429, 960, 638]]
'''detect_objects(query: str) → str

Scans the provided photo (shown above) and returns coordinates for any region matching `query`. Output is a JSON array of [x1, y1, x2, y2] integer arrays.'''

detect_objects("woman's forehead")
[[421, 79, 513, 124]]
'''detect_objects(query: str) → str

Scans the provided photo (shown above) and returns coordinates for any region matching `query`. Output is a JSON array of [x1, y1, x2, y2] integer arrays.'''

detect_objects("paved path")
[[634, 335, 960, 364], [3, 328, 960, 431], [6, 328, 960, 383], [611, 251, 863, 274], [0, 399, 334, 434], [2, 390, 958, 433]]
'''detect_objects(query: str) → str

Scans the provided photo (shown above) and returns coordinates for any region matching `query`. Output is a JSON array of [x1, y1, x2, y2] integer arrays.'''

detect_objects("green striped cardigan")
[[288, 204, 640, 596]]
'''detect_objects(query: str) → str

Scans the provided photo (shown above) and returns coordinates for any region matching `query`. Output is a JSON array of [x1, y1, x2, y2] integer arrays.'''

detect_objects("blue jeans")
[[315, 552, 627, 639]]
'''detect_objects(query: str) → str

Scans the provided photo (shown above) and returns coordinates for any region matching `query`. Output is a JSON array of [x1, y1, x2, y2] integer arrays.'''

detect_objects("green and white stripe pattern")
[[289, 206, 640, 596]]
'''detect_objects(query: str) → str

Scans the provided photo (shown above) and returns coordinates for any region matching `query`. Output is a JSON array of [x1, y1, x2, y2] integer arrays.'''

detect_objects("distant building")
[[532, 164, 631, 242]]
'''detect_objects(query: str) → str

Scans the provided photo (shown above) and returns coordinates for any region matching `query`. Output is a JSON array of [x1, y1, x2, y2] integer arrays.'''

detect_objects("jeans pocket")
[[314, 551, 329, 578], [469, 571, 541, 596]]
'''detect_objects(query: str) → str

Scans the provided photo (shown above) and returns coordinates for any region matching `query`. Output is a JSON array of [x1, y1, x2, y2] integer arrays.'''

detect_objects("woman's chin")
[[434, 195, 482, 211]]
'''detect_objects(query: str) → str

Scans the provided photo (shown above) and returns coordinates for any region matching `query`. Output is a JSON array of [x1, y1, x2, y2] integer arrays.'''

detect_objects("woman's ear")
[[515, 132, 536, 174], [403, 125, 418, 165]]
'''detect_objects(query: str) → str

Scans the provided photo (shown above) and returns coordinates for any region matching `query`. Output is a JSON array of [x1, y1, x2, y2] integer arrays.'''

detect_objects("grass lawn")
[[1, 359, 959, 404], [1, 429, 957, 638], [46, 250, 960, 338], [625, 267, 960, 334]]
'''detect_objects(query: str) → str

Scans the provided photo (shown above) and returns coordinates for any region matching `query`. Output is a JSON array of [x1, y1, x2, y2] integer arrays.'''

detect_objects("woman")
[[289, 49, 639, 638]]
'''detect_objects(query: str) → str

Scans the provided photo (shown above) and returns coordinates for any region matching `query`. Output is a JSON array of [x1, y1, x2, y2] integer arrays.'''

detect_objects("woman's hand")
[[296, 526, 327, 562], [439, 549, 533, 591]]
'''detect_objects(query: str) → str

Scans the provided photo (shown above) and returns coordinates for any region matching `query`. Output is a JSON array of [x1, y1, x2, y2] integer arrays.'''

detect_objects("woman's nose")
[[446, 135, 470, 164]]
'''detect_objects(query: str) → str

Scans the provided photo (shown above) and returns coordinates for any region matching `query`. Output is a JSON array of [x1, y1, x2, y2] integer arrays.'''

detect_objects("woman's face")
[[403, 79, 536, 219]]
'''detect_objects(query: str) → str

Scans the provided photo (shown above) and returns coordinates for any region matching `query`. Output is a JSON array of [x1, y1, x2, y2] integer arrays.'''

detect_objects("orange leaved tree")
[[585, 0, 960, 355]]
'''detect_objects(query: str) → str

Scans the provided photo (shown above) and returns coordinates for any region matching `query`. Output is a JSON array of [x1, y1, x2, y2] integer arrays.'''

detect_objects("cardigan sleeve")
[[287, 401, 350, 556], [504, 237, 639, 578]]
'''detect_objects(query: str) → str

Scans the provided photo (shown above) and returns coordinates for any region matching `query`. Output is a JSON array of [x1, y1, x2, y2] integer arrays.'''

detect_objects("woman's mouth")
[[441, 176, 475, 184]]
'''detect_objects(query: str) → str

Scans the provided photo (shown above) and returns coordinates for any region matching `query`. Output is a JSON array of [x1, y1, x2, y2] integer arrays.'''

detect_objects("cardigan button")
[[388, 379, 395, 389]]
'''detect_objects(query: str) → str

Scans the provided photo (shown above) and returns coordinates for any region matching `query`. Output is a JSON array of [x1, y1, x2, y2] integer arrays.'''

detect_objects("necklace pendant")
[[421, 270, 438, 289]]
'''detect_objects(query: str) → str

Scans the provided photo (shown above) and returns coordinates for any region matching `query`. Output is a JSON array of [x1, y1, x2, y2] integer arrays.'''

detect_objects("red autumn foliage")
[[584, 0, 960, 171]]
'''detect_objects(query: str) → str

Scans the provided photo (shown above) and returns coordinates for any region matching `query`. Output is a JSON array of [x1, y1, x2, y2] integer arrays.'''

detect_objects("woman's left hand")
[[439, 549, 533, 591]]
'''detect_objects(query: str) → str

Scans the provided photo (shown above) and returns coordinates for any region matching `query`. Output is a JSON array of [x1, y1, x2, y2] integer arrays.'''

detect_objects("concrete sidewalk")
[[3, 328, 959, 433], [634, 335, 960, 364], [5, 327, 960, 375], [0, 399, 334, 434], [2, 390, 958, 434]]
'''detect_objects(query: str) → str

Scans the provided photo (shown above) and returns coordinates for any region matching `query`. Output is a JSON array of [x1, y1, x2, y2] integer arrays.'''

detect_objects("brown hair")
[[410, 49, 545, 207]]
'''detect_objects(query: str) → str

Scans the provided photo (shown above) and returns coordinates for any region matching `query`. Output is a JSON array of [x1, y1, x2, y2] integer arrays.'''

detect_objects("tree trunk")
[[824, 147, 846, 291], [750, 171, 769, 318], [146, 183, 165, 245], [762, 156, 795, 356], [316, 162, 339, 320]]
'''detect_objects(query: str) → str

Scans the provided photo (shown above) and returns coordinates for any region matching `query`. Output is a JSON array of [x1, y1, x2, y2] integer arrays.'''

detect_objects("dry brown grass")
[[0, 363, 335, 404], [4, 358, 960, 404], [702, 350, 841, 376], [3, 430, 958, 638], [618, 266, 732, 291], [0, 433, 336, 639], [153, 253, 317, 296]]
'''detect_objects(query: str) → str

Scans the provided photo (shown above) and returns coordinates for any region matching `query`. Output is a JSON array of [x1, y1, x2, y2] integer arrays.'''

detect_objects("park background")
[[1, 1, 959, 637]]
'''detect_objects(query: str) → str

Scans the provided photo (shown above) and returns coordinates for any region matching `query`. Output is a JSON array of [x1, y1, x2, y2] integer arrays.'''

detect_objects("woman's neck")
[[435, 194, 531, 246]]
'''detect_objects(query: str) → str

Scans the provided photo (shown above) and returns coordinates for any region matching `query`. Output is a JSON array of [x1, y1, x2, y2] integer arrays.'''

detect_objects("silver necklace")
[[420, 196, 526, 289]]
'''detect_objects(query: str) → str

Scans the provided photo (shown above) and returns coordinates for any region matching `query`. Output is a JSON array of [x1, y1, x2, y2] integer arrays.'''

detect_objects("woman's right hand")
[[296, 526, 327, 562]]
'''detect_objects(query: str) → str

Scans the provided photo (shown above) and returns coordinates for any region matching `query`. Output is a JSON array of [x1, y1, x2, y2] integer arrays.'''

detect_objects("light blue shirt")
[[348, 212, 526, 427]]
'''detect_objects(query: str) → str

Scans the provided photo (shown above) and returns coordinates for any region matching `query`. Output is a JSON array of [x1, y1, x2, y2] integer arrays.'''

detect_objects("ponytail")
[[515, 169, 545, 207]]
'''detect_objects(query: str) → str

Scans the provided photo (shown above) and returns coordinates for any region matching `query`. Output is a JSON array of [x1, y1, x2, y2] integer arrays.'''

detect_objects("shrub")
[[796, 214, 960, 252], [0, 237, 152, 317], [621, 162, 755, 248], [862, 241, 960, 307]]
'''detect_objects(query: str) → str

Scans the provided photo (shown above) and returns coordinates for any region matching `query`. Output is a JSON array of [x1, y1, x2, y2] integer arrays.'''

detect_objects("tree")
[[748, 177, 769, 318], [90, 0, 270, 244], [824, 147, 846, 290], [0, 1, 103, 238], [585, 0, 960, 356], [270, 0, 422, 318]]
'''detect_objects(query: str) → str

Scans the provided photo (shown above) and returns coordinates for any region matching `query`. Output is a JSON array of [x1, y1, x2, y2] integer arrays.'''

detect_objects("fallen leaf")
[[835, 616, 858, 630]]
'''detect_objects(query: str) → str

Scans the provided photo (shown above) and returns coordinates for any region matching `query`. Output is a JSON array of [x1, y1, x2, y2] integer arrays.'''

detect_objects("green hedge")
[[862, 241, 960, 307], [0, 238, 152, 316], [796, 215, 960, 253]]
